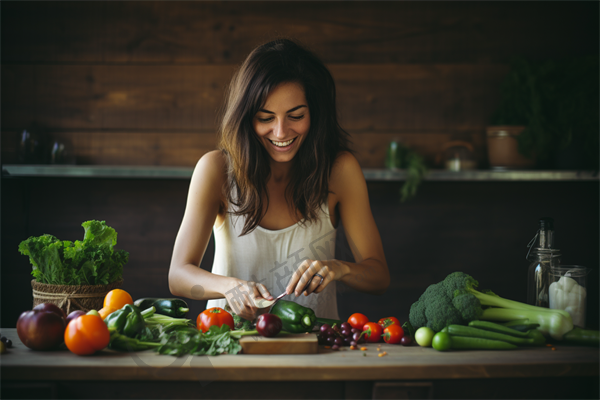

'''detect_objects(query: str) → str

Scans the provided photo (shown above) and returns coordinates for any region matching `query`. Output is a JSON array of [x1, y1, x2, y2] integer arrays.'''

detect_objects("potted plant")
[[385, 141, 428, 202], [488, 56, 599, 170]]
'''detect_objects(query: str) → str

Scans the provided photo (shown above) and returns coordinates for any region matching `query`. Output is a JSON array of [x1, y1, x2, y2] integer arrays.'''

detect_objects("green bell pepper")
[[270, 300, 341, 333], [104, 304, 145, 338]]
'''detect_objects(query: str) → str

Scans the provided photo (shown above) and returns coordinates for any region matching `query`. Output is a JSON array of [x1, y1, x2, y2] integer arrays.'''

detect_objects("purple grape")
[[326, 336, 335, 345], [332, 345, 340, 350], [334, 337, 344, 346], [333, 325, 342, 333], [327, 328, 336, 337], [351, 328, 359, 334], [320, 324, 331, 333], [340, 322, 352, 331], [341, 329, 352, 337], [344, 337, 353, 346], [350, 341, 357, 347], [400, 335, 413, 346]]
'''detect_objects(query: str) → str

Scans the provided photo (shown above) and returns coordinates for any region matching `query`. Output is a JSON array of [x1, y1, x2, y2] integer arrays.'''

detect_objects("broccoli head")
[[408, 272, 483, 332]]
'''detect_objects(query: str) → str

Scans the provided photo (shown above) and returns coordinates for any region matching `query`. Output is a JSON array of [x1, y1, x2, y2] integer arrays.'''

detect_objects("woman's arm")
[[168, 151, 273, 320], [286, 152, 391, 297], [168, 150, 232, 300]]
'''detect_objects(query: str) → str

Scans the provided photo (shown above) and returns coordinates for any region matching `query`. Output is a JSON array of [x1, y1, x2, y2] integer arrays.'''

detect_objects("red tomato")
[[377, 317, 401, 329], [197, 307, 234, 333], [383, 324, 404, 344], [64, 314, 110, 355], [362, 322, 383, 343], [348, 313, 369, 330]]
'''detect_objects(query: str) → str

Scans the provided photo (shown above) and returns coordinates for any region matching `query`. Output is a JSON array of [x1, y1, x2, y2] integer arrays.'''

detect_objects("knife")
[[253, 275, 322, 310]]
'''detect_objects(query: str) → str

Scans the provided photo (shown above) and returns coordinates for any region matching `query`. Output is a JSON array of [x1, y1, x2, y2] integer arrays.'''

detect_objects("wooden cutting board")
[[239, 333, 318, 354]]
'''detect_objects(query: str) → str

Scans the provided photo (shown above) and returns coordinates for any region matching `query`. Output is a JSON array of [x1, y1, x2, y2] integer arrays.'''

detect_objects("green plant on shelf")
[[385, 142, 428, 202], [491, 55, 599, 170]]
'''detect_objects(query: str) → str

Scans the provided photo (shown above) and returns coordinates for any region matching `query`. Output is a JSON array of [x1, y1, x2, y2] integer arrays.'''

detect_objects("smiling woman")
[[168, 38, 390, 323]]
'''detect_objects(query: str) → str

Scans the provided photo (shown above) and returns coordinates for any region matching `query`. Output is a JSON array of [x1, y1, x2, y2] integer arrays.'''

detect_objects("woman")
[[168, 39, 390, 321]]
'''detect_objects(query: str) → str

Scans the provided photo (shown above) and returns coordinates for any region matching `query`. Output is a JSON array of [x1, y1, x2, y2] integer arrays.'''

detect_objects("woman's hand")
[[286, 259, 349, 297], [224, 278, 274, 321]]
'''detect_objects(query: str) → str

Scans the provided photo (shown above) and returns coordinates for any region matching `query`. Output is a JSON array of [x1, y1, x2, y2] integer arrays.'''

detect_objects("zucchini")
[[447, 325, 535, 346], [450, 336, 518, 350], [500, 319, 540, 332], [134, 298, 189, 318], [468, 320, 530, 337], [562, 327, 600, 347]]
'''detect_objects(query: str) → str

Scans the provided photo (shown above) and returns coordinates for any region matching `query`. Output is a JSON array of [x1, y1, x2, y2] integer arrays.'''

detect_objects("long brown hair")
[[218, 38, 351, 235]]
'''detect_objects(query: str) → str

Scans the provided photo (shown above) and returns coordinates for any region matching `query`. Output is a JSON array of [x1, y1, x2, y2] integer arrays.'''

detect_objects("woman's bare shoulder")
[[331, 151, 362, 182], [192, 150, 227, 182]]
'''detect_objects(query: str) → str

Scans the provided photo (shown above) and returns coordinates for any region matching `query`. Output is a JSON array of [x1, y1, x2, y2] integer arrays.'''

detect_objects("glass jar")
[[442, 141, 476, 171]]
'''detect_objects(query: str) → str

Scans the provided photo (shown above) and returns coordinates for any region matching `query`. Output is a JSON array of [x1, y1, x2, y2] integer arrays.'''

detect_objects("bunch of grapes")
[[317, 322, 365, 350]]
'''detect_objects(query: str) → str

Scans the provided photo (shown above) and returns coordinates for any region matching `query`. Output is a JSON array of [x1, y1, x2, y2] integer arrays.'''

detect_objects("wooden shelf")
[[2, 164, 598, 181]]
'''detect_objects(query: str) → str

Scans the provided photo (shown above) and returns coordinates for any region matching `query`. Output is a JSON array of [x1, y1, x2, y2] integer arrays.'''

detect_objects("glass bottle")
[[527, 217, 561, 307]]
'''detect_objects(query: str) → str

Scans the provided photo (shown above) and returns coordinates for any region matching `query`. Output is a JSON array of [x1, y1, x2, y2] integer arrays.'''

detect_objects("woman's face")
[[252, 82, 310, 164]]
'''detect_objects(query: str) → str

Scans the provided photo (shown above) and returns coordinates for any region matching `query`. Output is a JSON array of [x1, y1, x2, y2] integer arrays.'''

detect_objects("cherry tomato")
[[348, 313, 369, 330], [383, 324, 404, 344], [362, 322, 383, 343], [197, 307, 234, 333], [377, 317, 401, 329], [64, 314, 110, 355]]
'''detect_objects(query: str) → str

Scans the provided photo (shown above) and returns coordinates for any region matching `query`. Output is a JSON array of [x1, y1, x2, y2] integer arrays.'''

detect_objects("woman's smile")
[[268, 137, 297, 150]]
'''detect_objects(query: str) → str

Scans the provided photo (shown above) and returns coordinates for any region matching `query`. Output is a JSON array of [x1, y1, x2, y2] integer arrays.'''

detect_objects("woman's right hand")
[[223, 278, 273, 321]]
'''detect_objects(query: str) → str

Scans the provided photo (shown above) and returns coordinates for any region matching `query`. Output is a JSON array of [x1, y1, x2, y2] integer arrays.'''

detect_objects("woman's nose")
[[273, 119, 287, 139]]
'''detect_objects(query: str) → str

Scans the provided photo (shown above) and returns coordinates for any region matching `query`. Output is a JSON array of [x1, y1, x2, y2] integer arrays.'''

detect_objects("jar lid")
[[486, 126, 525, 137]]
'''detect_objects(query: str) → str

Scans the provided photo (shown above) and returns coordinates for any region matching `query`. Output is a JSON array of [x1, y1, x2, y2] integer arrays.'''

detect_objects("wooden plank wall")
[[2, 2, 599, 329], [2, 2, 598, 167]]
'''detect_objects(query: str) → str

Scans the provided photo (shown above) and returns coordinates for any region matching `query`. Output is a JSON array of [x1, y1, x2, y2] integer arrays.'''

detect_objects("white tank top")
[[207, 202, 340, 320]]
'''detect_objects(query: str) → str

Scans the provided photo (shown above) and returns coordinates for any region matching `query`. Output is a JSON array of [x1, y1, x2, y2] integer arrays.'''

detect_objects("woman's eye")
[[257, 117, 273, 123], [290, 115, 305, 120]]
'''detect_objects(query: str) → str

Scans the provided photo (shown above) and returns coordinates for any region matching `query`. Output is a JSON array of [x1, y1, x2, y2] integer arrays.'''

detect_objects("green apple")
[[414, 327, 435, 347]]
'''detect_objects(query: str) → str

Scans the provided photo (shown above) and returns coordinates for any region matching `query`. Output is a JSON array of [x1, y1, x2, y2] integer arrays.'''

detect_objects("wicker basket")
[[31, 279, 124, 315]]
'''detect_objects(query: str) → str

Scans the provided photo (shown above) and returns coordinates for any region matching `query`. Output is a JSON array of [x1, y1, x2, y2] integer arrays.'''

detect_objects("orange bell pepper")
[[64, 314, 110, 355], [98, 289, 133, 320]]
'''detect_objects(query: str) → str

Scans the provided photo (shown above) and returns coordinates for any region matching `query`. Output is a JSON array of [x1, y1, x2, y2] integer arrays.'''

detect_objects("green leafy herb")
[[155, 325, 242, 357], [225, 304, 254, 331], [18, 220, 128, 285]]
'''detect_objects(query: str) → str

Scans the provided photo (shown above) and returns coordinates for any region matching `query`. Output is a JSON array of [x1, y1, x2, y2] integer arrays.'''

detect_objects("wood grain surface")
[[1, 328, 598, 382], [239, 333, 318, 355], [2, 2, 596, 64]]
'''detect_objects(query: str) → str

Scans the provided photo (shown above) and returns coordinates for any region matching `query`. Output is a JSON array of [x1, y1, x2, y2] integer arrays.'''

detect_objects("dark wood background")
[[2, 2, 598, 329]]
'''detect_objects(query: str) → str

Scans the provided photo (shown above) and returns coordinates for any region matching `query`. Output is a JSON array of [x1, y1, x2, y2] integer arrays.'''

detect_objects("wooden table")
[[1, 328, 598, 399]]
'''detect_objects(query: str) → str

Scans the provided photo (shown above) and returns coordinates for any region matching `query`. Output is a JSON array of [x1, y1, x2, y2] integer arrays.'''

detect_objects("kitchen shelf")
[[2, 164, 598, 181]]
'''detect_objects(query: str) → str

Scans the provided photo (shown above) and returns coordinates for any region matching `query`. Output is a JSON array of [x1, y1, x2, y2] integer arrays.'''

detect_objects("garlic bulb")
[[549, 275, 586, 327]]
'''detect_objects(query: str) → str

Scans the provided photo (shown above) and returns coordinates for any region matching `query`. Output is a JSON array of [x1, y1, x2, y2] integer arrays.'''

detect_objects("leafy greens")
[[154, 325, 242, 356], [19, 220, 128, 285]]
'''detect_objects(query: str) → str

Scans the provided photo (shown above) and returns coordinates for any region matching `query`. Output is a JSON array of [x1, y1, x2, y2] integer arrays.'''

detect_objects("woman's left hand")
[[286, 259, 348, 297]]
